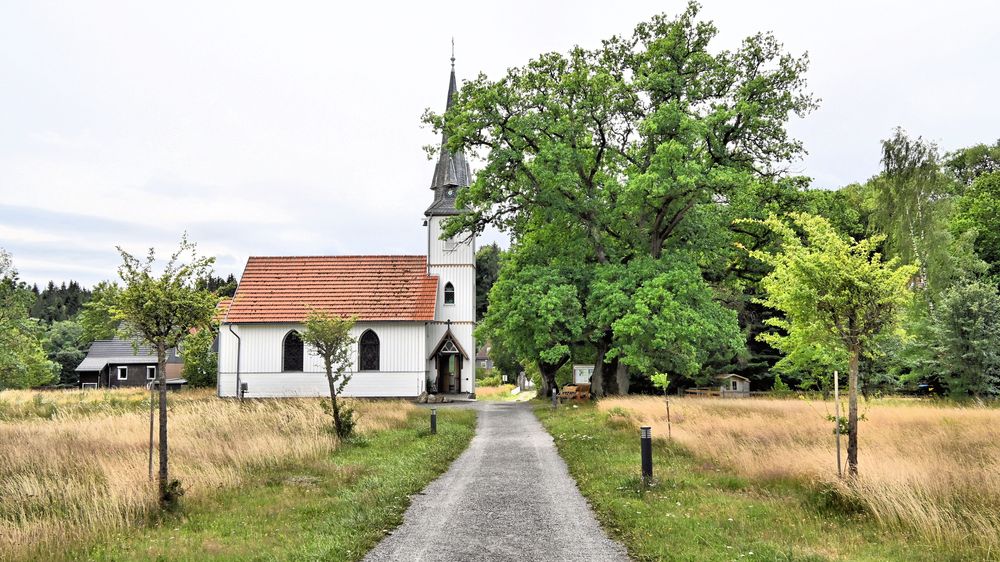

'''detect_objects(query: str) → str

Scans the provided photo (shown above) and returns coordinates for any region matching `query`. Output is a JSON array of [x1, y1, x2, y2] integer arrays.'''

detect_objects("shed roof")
[[75, 339, 159, 372], [224, 255, 438, 323], [717, 373, 751, 382]]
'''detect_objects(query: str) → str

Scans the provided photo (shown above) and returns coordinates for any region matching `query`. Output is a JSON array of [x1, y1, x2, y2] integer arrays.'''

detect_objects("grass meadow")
[[0, 388, 420, 560], [598, 396, 1000, 556]]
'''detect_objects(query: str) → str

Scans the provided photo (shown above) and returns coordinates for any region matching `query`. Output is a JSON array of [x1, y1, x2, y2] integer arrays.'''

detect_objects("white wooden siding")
[[426, 215, 476, 394], [428, 216, 474, 265], [218, 322, 427, 398], [430, 267, 475, 323]]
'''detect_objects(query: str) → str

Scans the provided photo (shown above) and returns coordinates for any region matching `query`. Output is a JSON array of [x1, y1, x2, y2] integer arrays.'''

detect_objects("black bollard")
[[430, 408, 437, 435], [640, 426, 653, 484]]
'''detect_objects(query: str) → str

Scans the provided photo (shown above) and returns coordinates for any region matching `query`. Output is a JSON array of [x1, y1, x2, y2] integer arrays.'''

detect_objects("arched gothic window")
[[444, 282, 455, 305], [359, 330, 380, 371], [282, 331, 304, 372]]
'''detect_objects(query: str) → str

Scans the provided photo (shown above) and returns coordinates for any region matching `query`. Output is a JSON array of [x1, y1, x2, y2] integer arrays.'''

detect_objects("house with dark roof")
[[216, 58, 476, 399], [75, 338, 184, 389]]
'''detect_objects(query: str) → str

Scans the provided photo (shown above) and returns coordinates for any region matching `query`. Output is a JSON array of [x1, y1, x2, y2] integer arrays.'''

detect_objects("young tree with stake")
[[301, 310, 357, 439], [113, 236, 217, 506], [744, 213, 916, 476]]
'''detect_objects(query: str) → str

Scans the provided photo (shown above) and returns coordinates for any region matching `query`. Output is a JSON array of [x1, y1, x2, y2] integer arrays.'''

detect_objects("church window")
[[444, 282, 455, 305], [282, 331, 304, 372], [359, 330, 380, 371]]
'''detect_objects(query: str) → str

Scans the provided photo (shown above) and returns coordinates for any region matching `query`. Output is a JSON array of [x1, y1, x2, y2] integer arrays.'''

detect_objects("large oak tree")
[[434, 3, 815, 394]]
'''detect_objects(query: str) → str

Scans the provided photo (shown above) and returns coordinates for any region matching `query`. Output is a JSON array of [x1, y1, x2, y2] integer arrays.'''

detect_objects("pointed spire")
[[426, 44, 472, 216], [446, 38, 458, 111]]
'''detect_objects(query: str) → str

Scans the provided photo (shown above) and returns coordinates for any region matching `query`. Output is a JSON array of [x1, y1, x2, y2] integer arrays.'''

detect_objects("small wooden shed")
[[718, 374, 751, 398]]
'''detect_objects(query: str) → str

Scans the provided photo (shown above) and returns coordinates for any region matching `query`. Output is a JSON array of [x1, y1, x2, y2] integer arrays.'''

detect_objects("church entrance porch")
[[428, 326, 470, 395], [434, 352, 462, 394]]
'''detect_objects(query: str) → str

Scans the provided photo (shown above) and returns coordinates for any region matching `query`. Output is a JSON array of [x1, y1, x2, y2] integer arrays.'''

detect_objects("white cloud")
[[1, 0, 997, 286]]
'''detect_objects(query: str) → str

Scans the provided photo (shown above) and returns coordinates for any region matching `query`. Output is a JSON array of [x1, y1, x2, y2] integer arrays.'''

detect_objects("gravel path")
[[364, 401, 630, 562]]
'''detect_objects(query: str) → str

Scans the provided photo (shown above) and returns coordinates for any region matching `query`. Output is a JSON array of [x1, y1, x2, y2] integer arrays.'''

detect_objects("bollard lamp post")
[[640, 426, 653, 484], [430, 408, 437, 435]]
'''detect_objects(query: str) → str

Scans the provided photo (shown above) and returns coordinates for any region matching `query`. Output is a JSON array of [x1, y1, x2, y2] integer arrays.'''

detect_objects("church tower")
[[424, 52, 476, 395]]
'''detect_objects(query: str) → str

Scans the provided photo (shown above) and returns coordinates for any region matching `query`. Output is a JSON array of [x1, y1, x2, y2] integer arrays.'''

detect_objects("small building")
[[476, 344, 494, 373], [718, 374, 751, 397], [75, 338, 184, 389]]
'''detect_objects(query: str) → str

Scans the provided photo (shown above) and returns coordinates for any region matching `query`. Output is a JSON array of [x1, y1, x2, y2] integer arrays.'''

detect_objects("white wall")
[[427, 215, 476, 394], [218, 321, 427, 398], [427, 216, 474, 266]]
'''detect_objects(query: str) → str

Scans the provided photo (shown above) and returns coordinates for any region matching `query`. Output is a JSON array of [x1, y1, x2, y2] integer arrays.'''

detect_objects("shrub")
[[478, 375, 502, 387]]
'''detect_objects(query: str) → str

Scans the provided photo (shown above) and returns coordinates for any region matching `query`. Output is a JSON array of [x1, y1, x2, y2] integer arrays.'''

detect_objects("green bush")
[[478, 374, 502, 387], [772, 373, 793, 396]]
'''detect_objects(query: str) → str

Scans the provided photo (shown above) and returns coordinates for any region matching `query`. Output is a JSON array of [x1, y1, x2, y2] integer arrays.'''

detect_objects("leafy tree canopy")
[[944, 139, 1000, 187], [923, 280, 1000, 398], [43, 320, 86, 386], [0, 249, 58, 389], [746, 213, 916, 363], [475, 243, 501, 321], [113, 237, 218, 353], [952, 171, 1000, 280], [180, 325, 218, 388], [435, 2, 815, 395]]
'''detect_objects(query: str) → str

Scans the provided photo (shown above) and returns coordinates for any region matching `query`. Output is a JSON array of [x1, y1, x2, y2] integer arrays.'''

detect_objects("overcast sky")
[[1, 1, 997, 287]]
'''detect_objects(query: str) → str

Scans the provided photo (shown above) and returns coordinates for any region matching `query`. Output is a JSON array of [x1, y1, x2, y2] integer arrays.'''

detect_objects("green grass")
[[72, 407, 476, 561], [536, 403, 981, 562]]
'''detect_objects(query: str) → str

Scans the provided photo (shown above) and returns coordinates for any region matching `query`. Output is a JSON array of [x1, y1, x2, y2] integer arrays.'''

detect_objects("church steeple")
[[425, 45, 471, 217]]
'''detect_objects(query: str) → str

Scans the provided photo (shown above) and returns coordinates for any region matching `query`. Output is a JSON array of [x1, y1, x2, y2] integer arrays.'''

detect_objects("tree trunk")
[[614, 362, 630, 395], [847, 345, 860, 477], [591, 331, 617, 398], [591, 346, 606, 399], [157, 346, 170, 507], [325, 361, 343, 438], [601, 354, 621, 396], [148, 385, 155, 480], [537, 361, 559, 401]]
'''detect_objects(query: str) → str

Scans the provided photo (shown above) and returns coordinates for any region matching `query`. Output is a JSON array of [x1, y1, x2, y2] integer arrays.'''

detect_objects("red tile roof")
[[214, 298, 233, 323], [224, 256, 438, 323]]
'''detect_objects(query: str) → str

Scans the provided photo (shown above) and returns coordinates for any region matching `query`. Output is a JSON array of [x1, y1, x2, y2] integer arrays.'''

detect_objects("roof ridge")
[[247, 255, 426, 259]]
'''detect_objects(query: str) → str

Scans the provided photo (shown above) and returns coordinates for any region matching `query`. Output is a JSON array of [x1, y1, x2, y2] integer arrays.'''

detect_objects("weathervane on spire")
[[451, 37, 455, 67]]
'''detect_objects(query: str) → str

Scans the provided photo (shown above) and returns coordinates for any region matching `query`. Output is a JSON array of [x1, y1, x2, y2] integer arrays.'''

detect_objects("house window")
[[359, 330, 379, 371], [147, 366, 157, 381], [81, 383, 97, 390], [117, 366, 128, 381], [283, 331, 304, 372], [444, 282, 455, 305]]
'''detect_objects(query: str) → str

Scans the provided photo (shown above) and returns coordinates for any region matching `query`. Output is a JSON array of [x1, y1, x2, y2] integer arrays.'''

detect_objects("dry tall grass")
[[0, 388, 413, 560], [600, 396, 1000, 550], [476, 384, 517, 398]]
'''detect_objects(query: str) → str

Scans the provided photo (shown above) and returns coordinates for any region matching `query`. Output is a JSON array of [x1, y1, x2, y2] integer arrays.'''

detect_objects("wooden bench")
[[558, 383, 591, 401]]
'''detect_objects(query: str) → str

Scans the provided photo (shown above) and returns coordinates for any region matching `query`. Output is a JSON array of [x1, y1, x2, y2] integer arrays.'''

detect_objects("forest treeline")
[[0, 270, 235, 388]]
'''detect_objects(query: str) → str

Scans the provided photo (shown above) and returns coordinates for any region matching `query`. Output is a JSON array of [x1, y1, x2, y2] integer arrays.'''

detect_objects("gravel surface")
[[364, 402, 631, 562]]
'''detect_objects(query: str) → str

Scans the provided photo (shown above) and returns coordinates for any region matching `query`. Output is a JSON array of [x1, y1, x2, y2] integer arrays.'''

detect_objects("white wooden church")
[[216, 60, 475, 398]]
